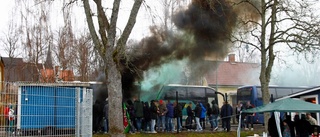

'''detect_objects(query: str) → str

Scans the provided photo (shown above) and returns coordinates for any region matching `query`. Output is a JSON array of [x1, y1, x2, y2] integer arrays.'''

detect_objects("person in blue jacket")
[[165, 100, 174, 132], [199, 103, 207, 130], [220, 101, 233, 132]]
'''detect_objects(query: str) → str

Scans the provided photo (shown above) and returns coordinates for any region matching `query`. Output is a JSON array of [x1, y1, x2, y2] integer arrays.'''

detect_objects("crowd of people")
[[93, 98, 320, 136], [235, 101, 255, 131], [92, 97, 238, 134], [268, 113, 319, 137]]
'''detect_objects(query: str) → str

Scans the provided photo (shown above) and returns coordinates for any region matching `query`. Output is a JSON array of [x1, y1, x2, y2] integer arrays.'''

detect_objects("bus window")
[[206, 88, 217, 104], [163, 87, 187, 99], [276, 88, 293, 98], [256, 87, 262, 99], [269, 88, 276, 99], [292, 88, 304, 94], [238, 88, 251, 96], [206, 88, 215, 96], [188, 87, 206, 98]]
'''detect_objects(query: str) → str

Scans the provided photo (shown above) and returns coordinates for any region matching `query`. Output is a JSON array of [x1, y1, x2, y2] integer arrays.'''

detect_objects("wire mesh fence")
[[0, 82, 92, 137]]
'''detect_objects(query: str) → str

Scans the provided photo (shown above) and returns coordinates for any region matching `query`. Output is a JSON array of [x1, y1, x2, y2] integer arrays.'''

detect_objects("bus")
[[156, 84, 224, 121], [236, 85, 311, 124]]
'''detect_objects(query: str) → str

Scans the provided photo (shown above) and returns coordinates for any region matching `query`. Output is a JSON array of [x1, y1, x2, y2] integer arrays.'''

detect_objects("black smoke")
[[120, 0, 237, 99]]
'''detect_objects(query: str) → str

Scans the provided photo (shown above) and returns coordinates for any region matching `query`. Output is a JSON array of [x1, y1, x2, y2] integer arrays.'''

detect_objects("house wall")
[[215, 87, 238, 108]]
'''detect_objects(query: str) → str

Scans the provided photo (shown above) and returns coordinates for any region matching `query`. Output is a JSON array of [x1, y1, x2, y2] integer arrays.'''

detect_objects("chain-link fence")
[[0, 82, 92, 137]]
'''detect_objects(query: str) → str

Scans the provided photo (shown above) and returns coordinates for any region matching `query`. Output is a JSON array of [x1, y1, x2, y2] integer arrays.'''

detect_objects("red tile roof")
[[205, 61, 260, 86]]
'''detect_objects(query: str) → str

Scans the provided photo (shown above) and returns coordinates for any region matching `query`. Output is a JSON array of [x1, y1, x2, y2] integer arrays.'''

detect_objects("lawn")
[[93, 130, 262, 137]]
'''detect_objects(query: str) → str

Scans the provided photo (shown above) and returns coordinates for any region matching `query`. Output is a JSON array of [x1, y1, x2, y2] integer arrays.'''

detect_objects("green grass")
[[93, 131, 262, 137]]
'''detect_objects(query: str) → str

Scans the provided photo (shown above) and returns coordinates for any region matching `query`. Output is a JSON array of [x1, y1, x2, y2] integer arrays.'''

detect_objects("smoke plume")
[[121, 0, 239, 100]]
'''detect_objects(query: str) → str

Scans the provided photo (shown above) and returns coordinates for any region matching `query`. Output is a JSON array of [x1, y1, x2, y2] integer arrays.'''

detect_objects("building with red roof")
[[204, 54, 260, 107]]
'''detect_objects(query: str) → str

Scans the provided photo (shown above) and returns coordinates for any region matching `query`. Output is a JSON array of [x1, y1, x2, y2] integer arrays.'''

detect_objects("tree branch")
[[82, 0, 105, 59]]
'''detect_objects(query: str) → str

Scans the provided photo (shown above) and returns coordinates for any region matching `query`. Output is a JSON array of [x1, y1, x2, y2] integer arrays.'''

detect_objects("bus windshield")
[[237, 87, 252, 102]]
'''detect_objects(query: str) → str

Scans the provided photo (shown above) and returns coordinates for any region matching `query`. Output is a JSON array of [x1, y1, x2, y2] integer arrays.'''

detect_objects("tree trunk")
[[106, 59, 124, 137], [262, 0, 277, 132], [260, 0, 270, 132]]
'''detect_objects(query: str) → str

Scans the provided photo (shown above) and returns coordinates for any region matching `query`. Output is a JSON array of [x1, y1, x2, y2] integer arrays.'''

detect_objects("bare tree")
[[82, 0, 143, 135], [74, 33, 93, 82], [17, 0, 54, 81], [232, 0, 320, 129], [158, 0, 190, 32], [54, 3, 75, 70], [1, 20, 21, 58]]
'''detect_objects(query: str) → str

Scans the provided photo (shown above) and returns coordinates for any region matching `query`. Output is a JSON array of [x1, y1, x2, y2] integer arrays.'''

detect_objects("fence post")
[[76, 87, 81, 137], [176, 91, 179, 134], [81, 88, 93, 137]]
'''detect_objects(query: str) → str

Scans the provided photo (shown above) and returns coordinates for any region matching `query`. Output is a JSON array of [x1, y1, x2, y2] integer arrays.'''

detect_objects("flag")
[[123, 103, 130, 133]]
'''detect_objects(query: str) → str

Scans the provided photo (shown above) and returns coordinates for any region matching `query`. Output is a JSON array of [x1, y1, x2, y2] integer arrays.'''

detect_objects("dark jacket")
[[296, 115, 311, 137], [103, 103, 109, 119], [150, 101, 158, 120], [174, 103, 182, 118], [284, 115, 295, 137], [187, 105, 194, 117], [143, 102, 151, 121], [206, 103, 213, 117], [127, 100, 135, 119], [93, 101, 103, 118], [166, 102, 174, 118], [235, 105, 245, 120], [212, 103, 220, 115], [158, 103, 167, 116], [220, 103, 233, 118], [134, 100, 144, 118], [268, 115, 284, 137], [194, 104, 202, 118]]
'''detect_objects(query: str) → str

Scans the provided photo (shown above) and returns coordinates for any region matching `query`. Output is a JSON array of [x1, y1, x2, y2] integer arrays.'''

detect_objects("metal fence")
[[0, 82, 93, 137]]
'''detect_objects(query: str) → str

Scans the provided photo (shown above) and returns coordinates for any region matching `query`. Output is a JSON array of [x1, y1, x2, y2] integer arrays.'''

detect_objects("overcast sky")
[[0, 1, 319, 86], [0, 1, 159, 57]]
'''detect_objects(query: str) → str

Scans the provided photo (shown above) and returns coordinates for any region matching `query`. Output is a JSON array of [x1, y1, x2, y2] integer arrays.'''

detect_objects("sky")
[[0, 1, 15, 56], [0, 0, 157, 57], [0, 0, 319, 87]]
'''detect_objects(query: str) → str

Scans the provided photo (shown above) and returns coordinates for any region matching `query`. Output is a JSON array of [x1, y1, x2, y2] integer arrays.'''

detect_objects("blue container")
[[17, 84, 87, 135]]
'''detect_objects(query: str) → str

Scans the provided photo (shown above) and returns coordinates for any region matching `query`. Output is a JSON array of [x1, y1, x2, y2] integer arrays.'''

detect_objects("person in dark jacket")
[[103, 99, 109, 133], [220, 101, 233, 132], [268, 114, 284, 137], [186, 102, 194, 130], [165, 100, 174, 132], [296, 114, 311, 137], [212, 101, 220, 131], [149, 100, 159, 133], [245, 101, 254, 130], [194, 102, 203, 131], [143, 101, 151, 132], [133, 97, 144, 132], [284, 115, 295, 137], [93, 100, 103, 133], [293, 113, 300, 136], [174, 101, 182, 131], [236, 102, 245, 129], [206, 103, 214, 130], [127, 100, 136, 133]]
